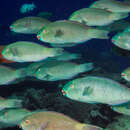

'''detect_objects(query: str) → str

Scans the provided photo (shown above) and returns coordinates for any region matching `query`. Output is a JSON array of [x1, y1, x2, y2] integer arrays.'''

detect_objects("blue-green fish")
[[35, 61, 94, 81], [111, 102, 130, 116], [37, 20, 109, 47], [89, 0, 130, 13], [10, 16, 51, 34], [69, 8, 128, 26], [112, 31, 130, 50], [2, 41, 63, 62], [62, 76, 130, 105]]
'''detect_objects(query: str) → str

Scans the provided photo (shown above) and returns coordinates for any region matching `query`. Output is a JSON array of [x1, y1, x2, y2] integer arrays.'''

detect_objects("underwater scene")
[[0, 0, 130, 129]]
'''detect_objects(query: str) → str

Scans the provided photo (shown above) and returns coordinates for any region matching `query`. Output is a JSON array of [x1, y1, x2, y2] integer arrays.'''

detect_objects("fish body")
[[37, 20, 109, 47], [10, 16, 51, 34], [62, 76, 130, 105], [48, 51, 81, 61], [89, 0, 130, 13], [0, 97, 22, 110], [97, 20, 130, 32], [0, 108, 31, 125], [20, 111, 103, 130], [2, 41, 63, 62], [69, 8, 128, 26], [35, 60, 94, 81], [112, 31, 130, 50], [121, 67, 130, 81], [112, 102, 130, 115]]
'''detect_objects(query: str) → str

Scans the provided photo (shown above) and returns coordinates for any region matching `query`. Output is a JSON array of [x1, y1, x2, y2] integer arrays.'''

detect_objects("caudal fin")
[[52, 48, 64, 56], [88, 29, 109, 39], [111, 12, 128, 20], [7, 99, 23, 108], [78, 62, 94, 73]]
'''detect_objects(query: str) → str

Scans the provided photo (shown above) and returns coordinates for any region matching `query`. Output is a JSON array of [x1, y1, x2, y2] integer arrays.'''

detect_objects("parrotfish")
[[35, 60, 94, 81], [37, 20, 109, 47], [62, 76, 130, 105], [10, 16, 51, 34], [69, 8, 128, 26], [89, 0, 130, 13], [19, 111, 103, 130], [2, 41, 63, 62]]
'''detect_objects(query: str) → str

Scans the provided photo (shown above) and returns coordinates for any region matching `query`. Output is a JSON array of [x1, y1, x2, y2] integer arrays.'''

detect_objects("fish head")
[[121, 68, 130, 81], [37, 24, 65, 43], [10, 20, 29, 33], [37, 25, 55, 43], [20, 118, 36, 130], [62, 80, 81, 100], [2, 47, 15, 60], [112, 33, 126, 48], [35, 67, 48, 80], [20, 112, 48, 130]]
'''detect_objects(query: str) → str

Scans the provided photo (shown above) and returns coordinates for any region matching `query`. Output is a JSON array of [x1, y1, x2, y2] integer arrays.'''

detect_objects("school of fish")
[[0, 0, 130, 130]]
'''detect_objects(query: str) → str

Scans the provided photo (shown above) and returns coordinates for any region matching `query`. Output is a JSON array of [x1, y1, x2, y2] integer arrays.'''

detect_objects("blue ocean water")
[[0, 0, 130, 130]]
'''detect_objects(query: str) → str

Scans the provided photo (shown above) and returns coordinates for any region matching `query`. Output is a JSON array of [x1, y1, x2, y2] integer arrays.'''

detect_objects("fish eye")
[[121, 73, 126, 77], [111, 39, 114, 42], [43, 29, 47, 33], [61, 90, 66, 95], [70, 84, 74, 88], [25, 120, 31, 124], [118, 36, 121, 39]]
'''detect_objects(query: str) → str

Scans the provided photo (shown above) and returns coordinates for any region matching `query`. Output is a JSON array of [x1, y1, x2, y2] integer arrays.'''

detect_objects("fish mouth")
[[37, 35, 40, 40], [9, 26, 13, 30], [121, 73, 125, 77]]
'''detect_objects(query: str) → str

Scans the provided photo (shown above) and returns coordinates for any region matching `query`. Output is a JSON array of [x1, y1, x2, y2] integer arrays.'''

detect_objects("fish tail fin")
[[71, 53, 82, 60], [77, 62, 94, 73], [110, 12, 128, 20], [16, 68, 27, 78], [88, 29, 109, 39], [7, 99, 23, 108], [76, 123, 103, 130], [52, 48, 64, 56]]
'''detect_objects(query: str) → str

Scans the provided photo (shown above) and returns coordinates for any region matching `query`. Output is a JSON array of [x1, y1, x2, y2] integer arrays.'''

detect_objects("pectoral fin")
[[55, 29, 64, 37], [82, 86, 93, 96], [37, 121, 49, 130]]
